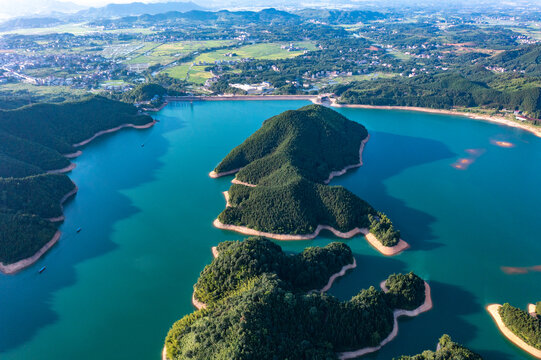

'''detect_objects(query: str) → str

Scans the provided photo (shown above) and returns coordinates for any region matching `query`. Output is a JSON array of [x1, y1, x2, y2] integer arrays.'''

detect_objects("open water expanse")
[[1, 100, 540, 359]]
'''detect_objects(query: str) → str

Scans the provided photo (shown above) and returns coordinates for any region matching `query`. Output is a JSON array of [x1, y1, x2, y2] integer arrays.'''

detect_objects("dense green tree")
[[214, 105, 400, 246], [395, 334, 482, 360]]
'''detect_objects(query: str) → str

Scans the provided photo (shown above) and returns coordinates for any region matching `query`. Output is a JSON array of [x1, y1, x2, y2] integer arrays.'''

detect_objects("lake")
[[1, 100, 540, 359]]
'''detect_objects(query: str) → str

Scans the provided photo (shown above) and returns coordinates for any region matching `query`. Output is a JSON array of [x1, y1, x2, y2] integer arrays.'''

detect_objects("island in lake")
[[487, 302, 541, 359], [164, 237, 431, 360], [210, 104, 409, 255], [0, 96, 154, 274]]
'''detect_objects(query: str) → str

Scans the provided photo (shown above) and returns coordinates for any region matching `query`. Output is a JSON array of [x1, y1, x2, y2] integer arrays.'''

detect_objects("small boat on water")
[[39, 266, 46, 274], [76, 227, 82, 233]]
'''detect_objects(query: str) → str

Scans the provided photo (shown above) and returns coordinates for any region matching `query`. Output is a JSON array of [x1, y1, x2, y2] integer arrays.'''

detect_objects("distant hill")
[[74, 1, 204, 19], [0, 17, 65, 32], [295, 9, 387, 24], [91, 8, 299, 27]]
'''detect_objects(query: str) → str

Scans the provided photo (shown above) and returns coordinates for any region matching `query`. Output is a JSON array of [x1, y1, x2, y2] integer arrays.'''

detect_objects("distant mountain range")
[[73, 1, 204, 19], [0, 1, 205, 31]]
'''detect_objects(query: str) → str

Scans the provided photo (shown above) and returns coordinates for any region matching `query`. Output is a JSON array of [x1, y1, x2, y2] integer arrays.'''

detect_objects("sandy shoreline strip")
[[338, 281, 433, 359], [487, 304, 541, 359], [63, 150, 82, 159], [46, 162, 77, 174], [209, 168, 241, 178], [0, 231, 62, 274], [213, 219, 408, 256], [330, 102, 541, 138], [47, 184, 79, 222], [73, 120, 156, 147], [325, 134, 370, 184], [317, 258, 357, 293]]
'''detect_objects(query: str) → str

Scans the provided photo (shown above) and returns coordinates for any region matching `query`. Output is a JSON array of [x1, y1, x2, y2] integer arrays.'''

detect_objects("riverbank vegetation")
[[213, 105, 401, 246], [0, 96, 152, 267], [499, 303, 541, 350], [165, 238, 427, 360], [395, 334, 482, 360]]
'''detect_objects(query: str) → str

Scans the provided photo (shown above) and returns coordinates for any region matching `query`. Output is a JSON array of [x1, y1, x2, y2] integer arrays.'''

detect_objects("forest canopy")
[[213, 105, 401, 246], [165, 237, 427, 360]]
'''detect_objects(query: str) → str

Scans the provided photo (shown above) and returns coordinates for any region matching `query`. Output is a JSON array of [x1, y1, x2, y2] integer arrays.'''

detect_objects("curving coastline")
[[338, 281, 433, 359], [47, 184, 79, 222], [330, 102, 541, 138], [316, 258, 357, 293], [73, 120, 156, 147], [46, 162, 77, 174], [209, 168, 241, 178], [487, 304, 541, 359], [324, 134, 370, 184], [0, 231, 62, 274], [213, 218, 409, 256], [2, 120, 156, 275], [63, 150, 82, 159]]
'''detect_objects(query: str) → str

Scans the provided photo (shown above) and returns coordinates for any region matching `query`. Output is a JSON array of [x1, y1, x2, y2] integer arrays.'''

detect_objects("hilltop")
[[212, 105, 404, 250]]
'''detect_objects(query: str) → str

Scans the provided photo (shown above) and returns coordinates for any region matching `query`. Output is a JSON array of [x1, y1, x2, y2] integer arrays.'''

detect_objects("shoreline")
[[73, 120, 156, 147], [3, 120, 155, 275], [209, 168, 241, 178], [0, 231, 62, 274], [338, 281, 433, 359], [317, 258, 357, 293], [46, 162, 77, 174], [330, 102, 541, 138], [324, 134, 370, 184], [63, 150, 82, 159], [191, 246, 220, 310], [213, 218, 409, 256], [487, 304, 541, 359], [47, 184, 79, 222]]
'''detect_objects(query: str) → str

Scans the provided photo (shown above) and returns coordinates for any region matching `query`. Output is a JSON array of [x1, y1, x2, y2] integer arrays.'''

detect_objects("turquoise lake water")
[[1, 101, 540, 359]]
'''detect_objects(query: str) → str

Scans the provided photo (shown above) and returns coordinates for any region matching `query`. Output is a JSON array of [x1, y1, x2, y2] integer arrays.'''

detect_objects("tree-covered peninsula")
[[164, 238, 429, 360], [211, 104, 404, 250], [395, 334, 482, 360], [0, 96, 153, 272], [487, 302, 541, 358], [499, 303, 541, 350]]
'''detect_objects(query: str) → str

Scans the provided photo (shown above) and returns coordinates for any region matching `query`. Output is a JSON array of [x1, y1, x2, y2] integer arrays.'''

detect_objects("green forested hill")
[[165, 238, 427, 360], [0, 96, 151, 154], [194, 237, 354, 304], [213, 105, 400, 246], [0, 96, 153, 267], [491, 44, 541, 76], [499, 303, 541, 350], [334, 72, 541, 120], [395, 334, 482, 360]]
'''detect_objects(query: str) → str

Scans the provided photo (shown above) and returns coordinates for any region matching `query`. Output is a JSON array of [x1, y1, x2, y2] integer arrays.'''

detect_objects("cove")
[[0, 100, 540, 360]]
